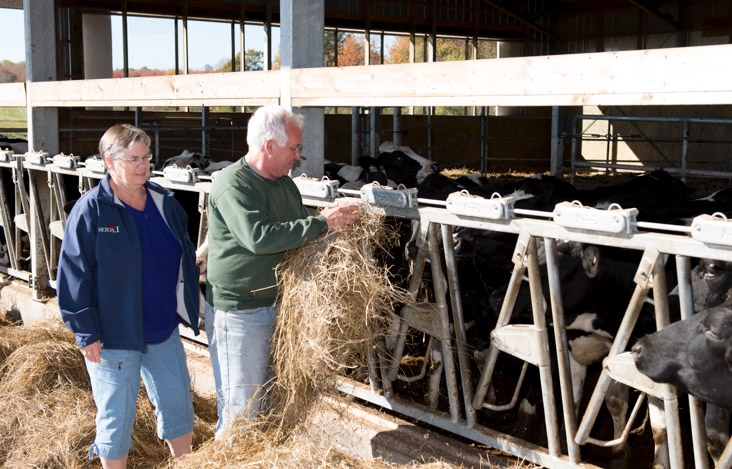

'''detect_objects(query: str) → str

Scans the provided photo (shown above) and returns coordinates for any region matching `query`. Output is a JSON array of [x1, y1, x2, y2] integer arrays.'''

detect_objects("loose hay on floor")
[[0, 315, 217, 469]]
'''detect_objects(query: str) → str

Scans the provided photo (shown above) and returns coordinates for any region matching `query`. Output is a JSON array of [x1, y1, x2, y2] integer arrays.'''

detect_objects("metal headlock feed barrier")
[[2, 149, 732, 468]]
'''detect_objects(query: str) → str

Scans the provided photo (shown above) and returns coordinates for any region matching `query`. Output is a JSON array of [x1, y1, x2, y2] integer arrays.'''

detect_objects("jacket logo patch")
[[98, 224, 120, 233]]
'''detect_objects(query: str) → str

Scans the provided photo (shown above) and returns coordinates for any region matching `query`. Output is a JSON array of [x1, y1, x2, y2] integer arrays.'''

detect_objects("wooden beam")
[[289, 44, 732, 107], [1, 43, 730, 109], [0, 83, 26, 107], [27, 71, 280, 107]]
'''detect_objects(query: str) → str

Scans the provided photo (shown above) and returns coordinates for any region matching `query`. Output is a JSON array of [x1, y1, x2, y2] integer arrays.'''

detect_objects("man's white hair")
[[246, 105, 304, 152]]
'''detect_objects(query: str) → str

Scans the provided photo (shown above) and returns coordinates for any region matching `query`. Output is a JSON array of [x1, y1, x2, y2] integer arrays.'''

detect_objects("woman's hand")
[[80, 341, 102, 363]]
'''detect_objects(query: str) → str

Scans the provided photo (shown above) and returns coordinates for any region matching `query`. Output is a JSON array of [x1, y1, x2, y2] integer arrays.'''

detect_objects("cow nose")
[[631, 341, 643, 358]]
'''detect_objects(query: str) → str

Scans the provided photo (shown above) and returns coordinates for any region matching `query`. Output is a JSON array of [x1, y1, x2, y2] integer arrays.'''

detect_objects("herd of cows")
[[321, 143, 732, 467]]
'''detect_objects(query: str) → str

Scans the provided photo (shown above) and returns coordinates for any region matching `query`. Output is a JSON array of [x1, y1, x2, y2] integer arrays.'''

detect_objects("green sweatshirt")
[[206, 159, 327, 311]]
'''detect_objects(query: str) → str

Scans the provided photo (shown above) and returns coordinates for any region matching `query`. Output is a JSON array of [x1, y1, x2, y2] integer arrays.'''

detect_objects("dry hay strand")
[[266, 207, 411, 436], [0, 316, 217, 468], [0, 316, 75, 368], [0, 340, 90, 396], [0, 384, 97, 469]]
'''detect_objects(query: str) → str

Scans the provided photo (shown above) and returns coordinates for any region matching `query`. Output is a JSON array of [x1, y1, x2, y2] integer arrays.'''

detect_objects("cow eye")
[[702, 266, 719, 278]]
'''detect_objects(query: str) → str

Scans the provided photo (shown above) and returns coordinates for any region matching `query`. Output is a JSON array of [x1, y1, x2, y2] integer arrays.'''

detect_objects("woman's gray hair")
[[246, 105, 304, 152], [99, 123, 151, 160]]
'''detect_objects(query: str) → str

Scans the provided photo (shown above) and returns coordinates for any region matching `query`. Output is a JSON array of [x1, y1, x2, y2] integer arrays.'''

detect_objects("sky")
[[0, 7, 278, 70]]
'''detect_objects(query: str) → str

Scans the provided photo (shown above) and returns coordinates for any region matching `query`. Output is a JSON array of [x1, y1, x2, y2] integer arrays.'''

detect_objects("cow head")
[[632, 304, 732, 409]]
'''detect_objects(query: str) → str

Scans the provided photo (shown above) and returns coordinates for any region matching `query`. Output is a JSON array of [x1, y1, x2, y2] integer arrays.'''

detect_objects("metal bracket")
[[446, 190, 515, 220], [0, 150, 12, 162], [84, 157, 107, 174], [360, 182, 418, 208], [163, 165, 199, 184], [23, 151, 48, 166], [52, 153, 80, 169], [690, 212, 732, 247], [292, 174, 340, 202], [553, 201, 638, 235]]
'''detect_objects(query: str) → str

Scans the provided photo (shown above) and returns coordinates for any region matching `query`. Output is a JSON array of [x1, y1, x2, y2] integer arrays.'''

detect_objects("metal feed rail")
[[6, 162, 731, 468]]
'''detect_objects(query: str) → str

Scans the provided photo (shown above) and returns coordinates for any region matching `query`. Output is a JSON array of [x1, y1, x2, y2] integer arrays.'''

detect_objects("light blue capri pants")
[[84, 328, 194, 461]]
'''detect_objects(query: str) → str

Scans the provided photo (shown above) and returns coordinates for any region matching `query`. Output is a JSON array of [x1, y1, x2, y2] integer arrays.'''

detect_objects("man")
[[206, 105, 358, 436]]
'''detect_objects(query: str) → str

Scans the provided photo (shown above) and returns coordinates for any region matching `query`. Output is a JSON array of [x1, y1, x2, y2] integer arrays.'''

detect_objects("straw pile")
[[0, 314, 217, 468], [267, 207, 411, 435]]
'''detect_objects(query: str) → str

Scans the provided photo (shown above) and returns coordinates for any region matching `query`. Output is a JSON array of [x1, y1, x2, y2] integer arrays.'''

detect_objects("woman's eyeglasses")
[[116, 154, 153, 164]]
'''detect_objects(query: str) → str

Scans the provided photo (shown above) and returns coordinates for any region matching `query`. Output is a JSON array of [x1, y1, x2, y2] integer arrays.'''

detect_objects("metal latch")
[[446, 190, 514, 220], [163, 165, 199, 184], [553, 201, 638, 235], [0, 150, 12, 162], [24, 151, 48, 166], [52, 153, 80, 169], [292, 174, 340, 202], [360, 182, 418, 208], [84, 157, 107, 174], [690, 212, 732, 247]]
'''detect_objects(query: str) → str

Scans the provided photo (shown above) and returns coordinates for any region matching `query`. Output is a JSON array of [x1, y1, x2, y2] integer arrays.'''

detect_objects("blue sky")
[[0, 7, 278, 70]]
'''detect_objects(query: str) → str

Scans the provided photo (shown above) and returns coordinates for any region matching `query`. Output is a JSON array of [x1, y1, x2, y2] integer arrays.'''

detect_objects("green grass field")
[[0, 107, 27, 139]]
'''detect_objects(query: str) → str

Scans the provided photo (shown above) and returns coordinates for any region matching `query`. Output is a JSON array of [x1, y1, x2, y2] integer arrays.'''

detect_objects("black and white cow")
[[632, 304, 732, 409]]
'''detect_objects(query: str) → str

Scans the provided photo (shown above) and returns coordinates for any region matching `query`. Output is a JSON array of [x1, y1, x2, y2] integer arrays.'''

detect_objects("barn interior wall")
[[59, 109, 556, 174]]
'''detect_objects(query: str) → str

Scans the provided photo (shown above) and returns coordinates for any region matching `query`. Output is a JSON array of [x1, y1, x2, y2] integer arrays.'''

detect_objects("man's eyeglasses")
[[116, 154, 153, 164], [289, 145, 303, 154]]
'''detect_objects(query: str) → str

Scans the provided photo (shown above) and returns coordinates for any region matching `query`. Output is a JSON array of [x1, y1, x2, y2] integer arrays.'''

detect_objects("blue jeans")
[[214, 304, 278, 436], [203, 301, 223, 435], [84, 328, 194, 461]]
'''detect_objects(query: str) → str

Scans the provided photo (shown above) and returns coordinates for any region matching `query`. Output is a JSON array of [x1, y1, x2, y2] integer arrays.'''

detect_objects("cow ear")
[[582, 245, 601, 279]]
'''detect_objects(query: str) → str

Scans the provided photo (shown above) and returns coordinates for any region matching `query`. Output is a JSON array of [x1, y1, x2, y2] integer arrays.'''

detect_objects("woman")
[[57, 124, 200, 468]]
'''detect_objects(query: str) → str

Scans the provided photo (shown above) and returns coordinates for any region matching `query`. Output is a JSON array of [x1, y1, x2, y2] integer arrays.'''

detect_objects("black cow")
[[0, 135, 28, 154], [632, 304, 732, 409]]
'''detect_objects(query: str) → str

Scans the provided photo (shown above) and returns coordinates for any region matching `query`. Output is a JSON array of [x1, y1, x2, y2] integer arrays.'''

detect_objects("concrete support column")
[[280, 0, 325, 178], [24, 0, 57, 299], [495, 41, 523, 116], [82, 13, 113, 79]]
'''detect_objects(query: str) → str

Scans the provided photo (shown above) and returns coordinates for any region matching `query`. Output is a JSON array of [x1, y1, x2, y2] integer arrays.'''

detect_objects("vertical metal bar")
[[201, 106, 209, 156], [681, 119, 689, 183], [570, 115, 578, 185], [393, 107, 402, 146], [441, 223, 476, 427], [544, 238, 581, 462], [675, 255, 710, 469], [351, 107, 360, 166], [550, 106, 561, 176], [526, 237, 561, 456], [370, 107, 378, 158], [427, 222, 461, 423], [174, 17, 179, 75]]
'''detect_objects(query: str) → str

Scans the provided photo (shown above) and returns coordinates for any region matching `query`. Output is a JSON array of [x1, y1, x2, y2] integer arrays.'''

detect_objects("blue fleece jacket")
[[57, 174, 200, 350]]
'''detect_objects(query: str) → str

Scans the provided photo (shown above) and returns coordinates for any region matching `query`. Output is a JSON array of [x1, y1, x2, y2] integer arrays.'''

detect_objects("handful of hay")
[[266, 207, 411, 434]]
